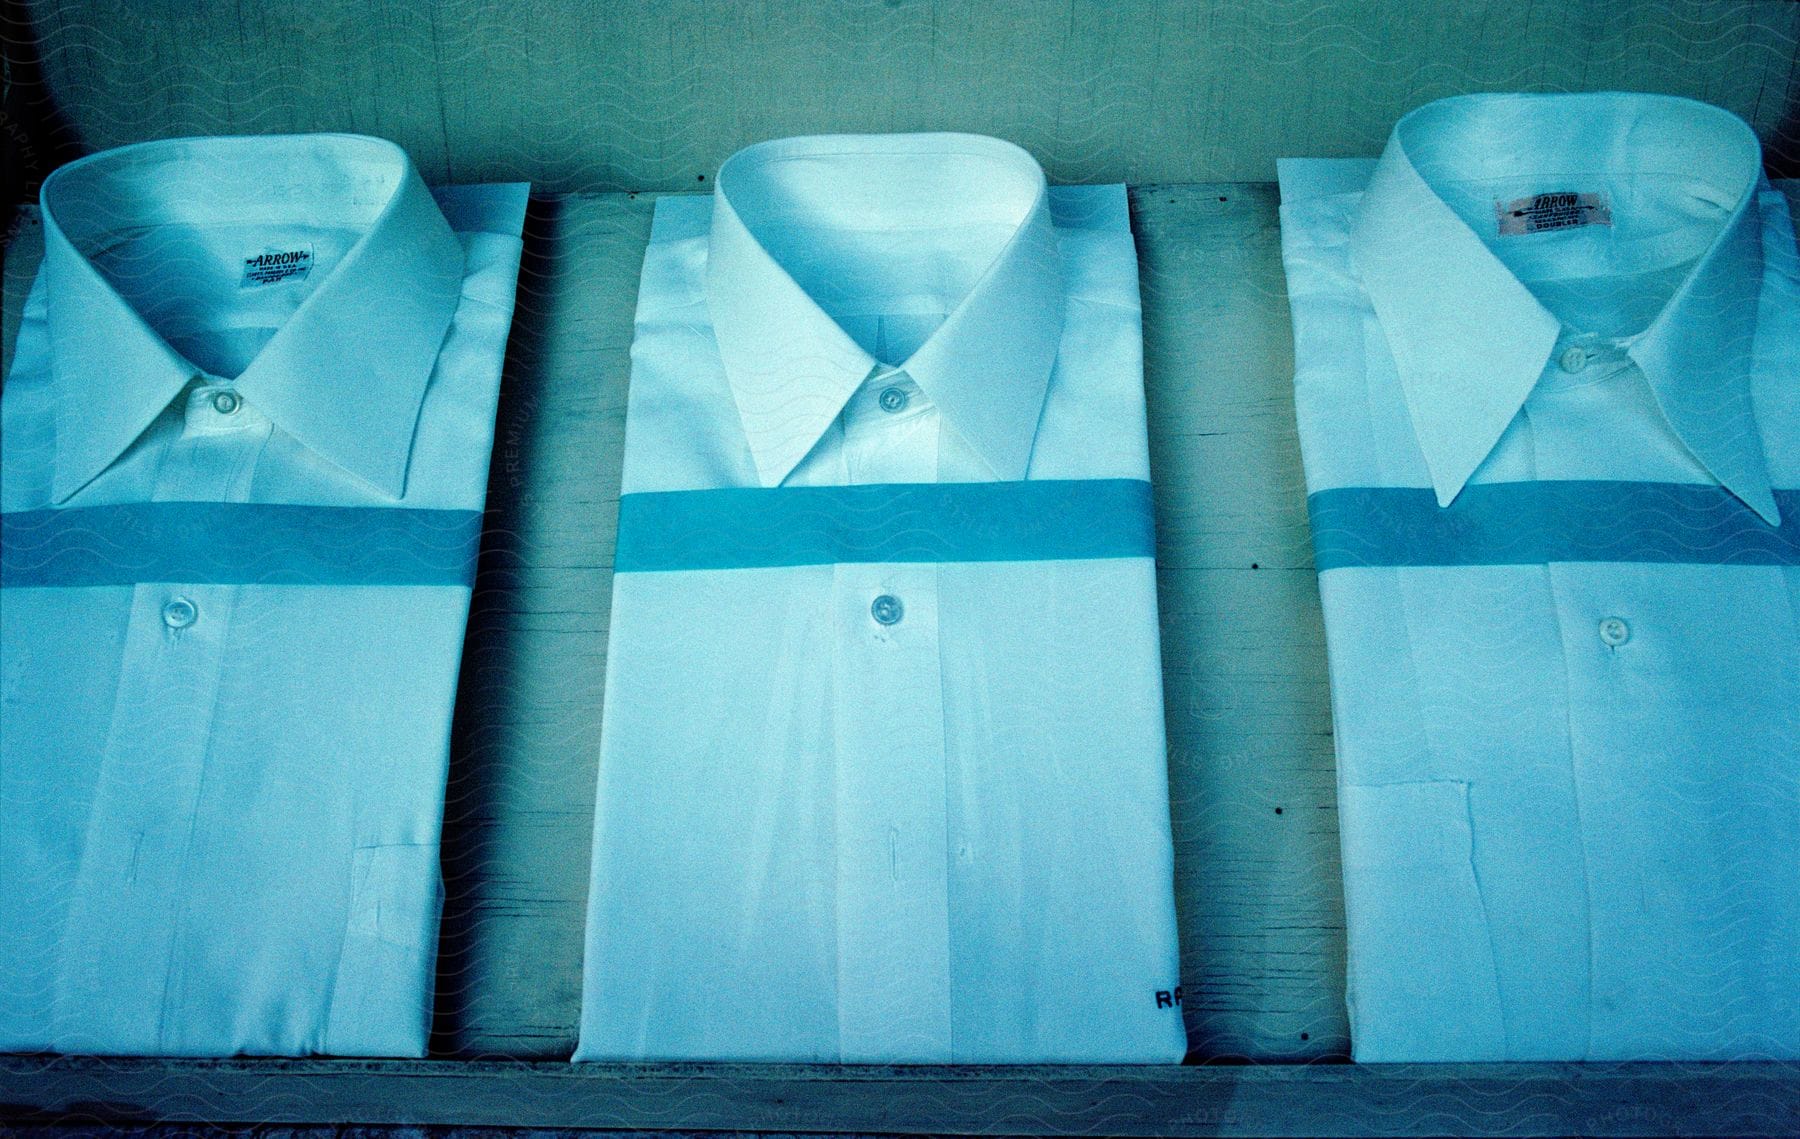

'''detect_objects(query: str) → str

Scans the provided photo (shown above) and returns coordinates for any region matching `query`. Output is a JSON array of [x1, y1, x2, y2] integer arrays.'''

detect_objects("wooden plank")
[[4, 1056, 1799, 1136], [9, 177, 1800, 1054], [432, 192, 653, 1058], [5, 183, 1798, 1132], [1136, 183, 1344, 1060], [16, 0, 1798, 193]]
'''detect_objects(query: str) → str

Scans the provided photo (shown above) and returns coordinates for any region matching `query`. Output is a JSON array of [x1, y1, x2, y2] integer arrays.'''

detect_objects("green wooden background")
[[9, 0, 1799, 197]]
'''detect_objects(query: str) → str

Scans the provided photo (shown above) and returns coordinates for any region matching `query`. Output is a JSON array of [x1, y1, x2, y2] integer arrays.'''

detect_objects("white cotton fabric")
[[1278, 93, 1800, 1061], [576, 134, 1187, 1063], [0, 135, 527, 1056]]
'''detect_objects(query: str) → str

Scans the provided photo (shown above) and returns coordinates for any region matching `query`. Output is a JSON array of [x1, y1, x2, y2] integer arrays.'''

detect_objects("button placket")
[[832, 561, 950, 1059], [71, 372, 271, 1047], [63, 581, 238, 1050]]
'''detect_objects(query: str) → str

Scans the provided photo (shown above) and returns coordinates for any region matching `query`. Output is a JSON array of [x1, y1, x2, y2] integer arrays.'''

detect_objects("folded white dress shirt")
[[576, 134, 1187, 1063], [0, 135, 527, 1056], [1278, 93, 1799, 1061]]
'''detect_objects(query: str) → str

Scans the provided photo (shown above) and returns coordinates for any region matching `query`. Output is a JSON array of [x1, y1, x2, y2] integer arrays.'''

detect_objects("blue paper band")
[[614, 479, 1156, 572], [1, 502, 485, 587], [1308, 482, 1799, 570]]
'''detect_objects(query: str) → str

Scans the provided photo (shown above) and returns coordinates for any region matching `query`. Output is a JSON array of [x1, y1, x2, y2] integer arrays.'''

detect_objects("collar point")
[[366, 472, 409, 503], [49, 464, 101, 507], [1744, 492, 1782, 529], [332, 455, 411, 503], [988, 458, 1032, 484], [749, 451, 803, 491]]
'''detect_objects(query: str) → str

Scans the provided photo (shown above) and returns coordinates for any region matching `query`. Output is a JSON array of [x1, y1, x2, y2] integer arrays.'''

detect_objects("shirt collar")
[[41, 133, 465, 504], [1349, 93, 1778, 524], [704, 133, 1064, 486]]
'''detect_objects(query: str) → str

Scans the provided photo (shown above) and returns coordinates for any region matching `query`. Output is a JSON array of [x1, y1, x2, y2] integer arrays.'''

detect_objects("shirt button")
[[870, 594, 904, 626], [1598, 616, 1630, 647], [877, 386, 909, 413], [1558, 345, 1590, 373], [162, 597, 199, 630], [210, 389, 242, 415]]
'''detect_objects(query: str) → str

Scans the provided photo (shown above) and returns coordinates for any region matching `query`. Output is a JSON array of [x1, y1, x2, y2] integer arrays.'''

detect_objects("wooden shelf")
[[4, 182, 1797, 1134], [5, 1056, 1799, 1136]]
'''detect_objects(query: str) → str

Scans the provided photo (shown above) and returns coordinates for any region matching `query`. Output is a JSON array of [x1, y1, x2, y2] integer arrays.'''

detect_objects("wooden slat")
[[4, 1056, 1799, 1137], [1138, 183, 1345, 1059], [15, 0, 1799, 194], [432, 192, 651, 1058]]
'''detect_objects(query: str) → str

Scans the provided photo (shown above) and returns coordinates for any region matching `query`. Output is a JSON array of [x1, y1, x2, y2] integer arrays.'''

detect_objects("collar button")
[[1557, 345, 1590, 374], [210, 389, 242, 415]]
